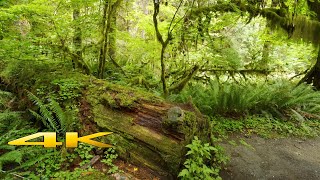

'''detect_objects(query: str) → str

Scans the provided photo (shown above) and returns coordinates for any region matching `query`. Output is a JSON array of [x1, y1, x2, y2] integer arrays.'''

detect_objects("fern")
[[170, 81, 320, 119], [27, 92, 70, 133], [49, 99, 67, 133], [12, 148, 55, 172], [27, 92, 60, 132], [0, 125, 39, 173], [29, 109, 51, 129], [0, 145, 15, 151], [0, 111, 20, 122], [0, 91, 12, 98], [0, 90, 45, 177]]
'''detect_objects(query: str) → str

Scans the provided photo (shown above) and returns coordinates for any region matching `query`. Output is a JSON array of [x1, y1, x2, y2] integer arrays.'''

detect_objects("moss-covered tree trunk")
[[72, 4, 90, 74], [299, 1, 320, 89], [299, 47, 320, 89], [98, 0, 123, 79], [153, 1, 170, 98]]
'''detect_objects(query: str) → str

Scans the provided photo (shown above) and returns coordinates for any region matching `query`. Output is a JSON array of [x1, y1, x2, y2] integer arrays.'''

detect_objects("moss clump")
[[162, 106, 185, 133], [101, 92, 138, 109], [101, 93, 118, 108], [114, 93, 137, 107], [87, 78, 162, 110], [78, 171, 112, 180]]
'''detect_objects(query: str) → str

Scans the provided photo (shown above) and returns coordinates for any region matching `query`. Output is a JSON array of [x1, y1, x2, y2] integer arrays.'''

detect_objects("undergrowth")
[[170, 80, 320, 121], [212, 116, 320, 138], [0, 89, 119, 179]]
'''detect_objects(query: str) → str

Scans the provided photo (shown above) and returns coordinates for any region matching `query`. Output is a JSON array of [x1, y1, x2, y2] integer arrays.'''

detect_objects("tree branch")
[[153, 1, 164, 45]]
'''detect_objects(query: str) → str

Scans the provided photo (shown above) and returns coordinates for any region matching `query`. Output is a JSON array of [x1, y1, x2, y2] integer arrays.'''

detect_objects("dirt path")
[[220, 135, 320, 180]]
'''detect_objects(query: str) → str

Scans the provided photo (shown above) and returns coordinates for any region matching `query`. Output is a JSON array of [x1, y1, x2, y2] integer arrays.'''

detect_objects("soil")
[[220, 135, 320, 180]]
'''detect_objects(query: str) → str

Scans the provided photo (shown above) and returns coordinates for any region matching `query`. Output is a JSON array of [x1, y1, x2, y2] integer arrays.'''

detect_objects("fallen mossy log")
[[81, 79, 208, 177]]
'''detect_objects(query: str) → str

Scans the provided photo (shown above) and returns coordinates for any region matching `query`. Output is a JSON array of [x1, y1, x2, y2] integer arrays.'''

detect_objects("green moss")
[[180, 111, 198, 133], [79, 171, 111, 180], [115, 93, 137, 107], [101, 93, 118, 108], [92, 105, 182, 174], [101, 92, 138, 109], [87, 78, 162, 111]]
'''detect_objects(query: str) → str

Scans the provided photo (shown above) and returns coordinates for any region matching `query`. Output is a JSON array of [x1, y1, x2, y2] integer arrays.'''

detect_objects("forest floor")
[[220, 134, 320, 180]]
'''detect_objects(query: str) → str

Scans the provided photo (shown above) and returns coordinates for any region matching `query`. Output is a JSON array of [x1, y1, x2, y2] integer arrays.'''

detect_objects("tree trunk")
[[72, 9, 81, 69], [140, 0, 149, 39], [300, 1, 320, 89], [260, 41, 270, 69], [98, 0, 123, 79], [108, 14, 116, 64], [153, 2, 170, 97], [107, 13, 125, 75], [160, 45, 169, 97], [98, 0, 108, 79], [299, 47, 320, 89], [72, 8, 90, 74]]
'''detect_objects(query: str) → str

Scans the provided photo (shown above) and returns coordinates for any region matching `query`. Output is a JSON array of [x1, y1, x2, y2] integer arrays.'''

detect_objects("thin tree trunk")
[[72, 9, 81, 69], [261, 41, 270, 69], [98, 0, 108, 78], [160, 45, 169, 97], [153, 2, 169, 97], [98, 0, 123, 79], [72, 8, 90, 74], [108, 15, 116, 61], [141, 0, 148, 39]]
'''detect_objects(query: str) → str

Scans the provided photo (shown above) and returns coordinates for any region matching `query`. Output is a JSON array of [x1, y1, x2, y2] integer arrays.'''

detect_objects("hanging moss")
[[292, 16, 320, 44], [190, 2, 320, 45]]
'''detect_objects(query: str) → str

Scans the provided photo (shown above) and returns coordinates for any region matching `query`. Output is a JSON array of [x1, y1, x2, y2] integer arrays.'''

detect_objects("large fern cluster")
[[170, 81, 320, 119], [0, 91, 75, 179], [27, 92, 70, 133]]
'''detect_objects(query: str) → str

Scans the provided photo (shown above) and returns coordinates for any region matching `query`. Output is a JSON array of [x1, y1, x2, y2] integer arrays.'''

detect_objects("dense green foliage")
[[171, 81, 320, 119], [1, 0, 320, 179]]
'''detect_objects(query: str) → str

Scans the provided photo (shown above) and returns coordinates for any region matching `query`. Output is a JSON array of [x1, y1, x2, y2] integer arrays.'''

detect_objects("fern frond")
[[27, 92, 59, 132], [29, 109, 50, 129], [0, 111, 22, 132], [49, 99, 67, 133], [0, 91, 13, 98], [290, 109, 306, 122]]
